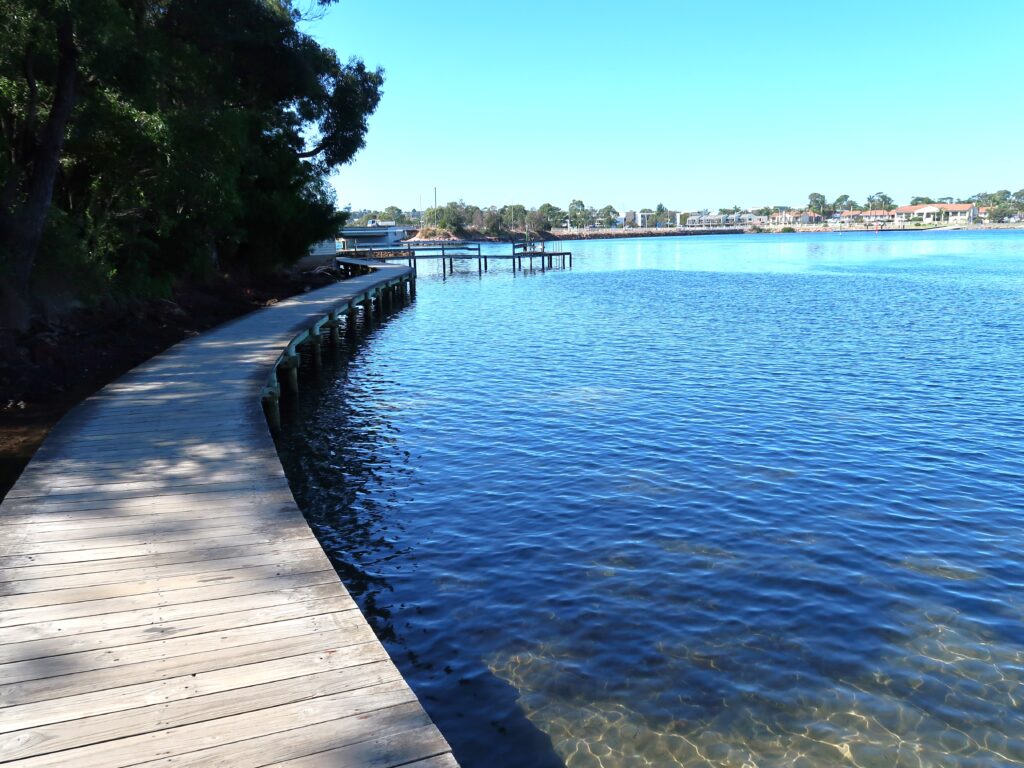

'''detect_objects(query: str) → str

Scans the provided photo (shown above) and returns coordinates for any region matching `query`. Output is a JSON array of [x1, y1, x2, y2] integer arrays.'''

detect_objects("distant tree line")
[[357, 186, 1024, 244], [1, 0, 383, 329], [408, 200, 622, 237], [802, 190, 1024, 220]]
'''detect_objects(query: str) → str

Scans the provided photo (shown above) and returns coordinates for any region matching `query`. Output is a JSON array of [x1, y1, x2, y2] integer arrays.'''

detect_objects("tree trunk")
[[0, 15, 78, 330]]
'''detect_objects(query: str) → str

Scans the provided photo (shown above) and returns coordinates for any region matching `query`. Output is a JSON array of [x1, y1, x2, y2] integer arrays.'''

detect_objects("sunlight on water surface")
[[279, 231, 1024, 768]]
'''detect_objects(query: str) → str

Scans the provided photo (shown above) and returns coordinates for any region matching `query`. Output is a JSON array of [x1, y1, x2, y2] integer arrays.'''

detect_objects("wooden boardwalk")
[[0, 261, 457, 767]]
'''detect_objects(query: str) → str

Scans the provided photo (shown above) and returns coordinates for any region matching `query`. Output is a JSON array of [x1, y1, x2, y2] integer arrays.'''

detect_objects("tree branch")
[[296, 142, 326, 159]]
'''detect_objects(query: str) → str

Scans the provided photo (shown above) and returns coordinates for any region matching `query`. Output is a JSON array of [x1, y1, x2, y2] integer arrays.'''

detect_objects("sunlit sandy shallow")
[[279, 231, 1024, 768]]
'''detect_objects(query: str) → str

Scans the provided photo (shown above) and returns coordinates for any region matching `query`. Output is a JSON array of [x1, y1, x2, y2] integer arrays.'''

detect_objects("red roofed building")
[[893, 203, 978, 224]]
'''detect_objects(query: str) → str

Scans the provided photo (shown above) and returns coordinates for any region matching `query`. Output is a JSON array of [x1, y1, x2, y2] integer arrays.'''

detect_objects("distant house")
[[893, 203, 978, 224], [860, 209, 896, 223], [769, 209, 798, 226], [636, 211, 656, 228], [798, 211, 822, 225], [623, 211, 637, 227]]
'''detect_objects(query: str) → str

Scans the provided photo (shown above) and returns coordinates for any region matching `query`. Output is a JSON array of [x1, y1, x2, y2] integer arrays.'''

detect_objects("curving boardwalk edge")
[[0, 261, 458, 768]]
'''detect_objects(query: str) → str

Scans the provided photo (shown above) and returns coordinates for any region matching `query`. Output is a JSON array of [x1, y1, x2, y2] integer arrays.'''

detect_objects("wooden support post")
[[484, 255, 488, 271], [262, 392, 281, 433], [278, 354, 299, 395], [309, 330, 322, 369], [410, 274, 417, 298], [375, 290, 384, 320], [347, 308, 358, 336], [362, 296, 373, 324]]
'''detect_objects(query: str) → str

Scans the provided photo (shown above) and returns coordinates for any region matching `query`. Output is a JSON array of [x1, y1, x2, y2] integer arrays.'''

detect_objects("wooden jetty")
[[0, 259, 457, 768], [339, 239, 572, 277]]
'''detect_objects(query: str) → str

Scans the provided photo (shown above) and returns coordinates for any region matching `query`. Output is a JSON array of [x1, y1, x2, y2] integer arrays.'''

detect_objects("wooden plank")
[[0, 517, 314, 557], [0, 487, 296, 521], [0, 615, 377, 707], [0, 610, 369, 686], [0, 642, 388, 734], [126, 702, 434, 768], [0, 556, 333, 610], [0, 581, 351, 645], [0, 546, 331, 596], [3, 509, 303, 546], [0, 595, 350, 665], [0, 564, 341, 627], [0, 526, 314, 569], [9, 683, 423, 768], [0, 262, 453, 768], [0, 537, 326, 583], [0, 660, 403, 761]]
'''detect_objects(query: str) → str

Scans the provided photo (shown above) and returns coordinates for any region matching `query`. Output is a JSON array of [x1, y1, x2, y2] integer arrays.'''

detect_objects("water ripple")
[[279, 231, 1024, 768]]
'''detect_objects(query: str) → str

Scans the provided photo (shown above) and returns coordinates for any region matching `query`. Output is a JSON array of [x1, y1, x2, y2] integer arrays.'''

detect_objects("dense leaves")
[[0, 0, 382, 326]]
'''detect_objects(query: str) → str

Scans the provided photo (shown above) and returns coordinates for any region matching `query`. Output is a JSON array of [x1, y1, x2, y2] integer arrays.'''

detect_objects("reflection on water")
[[278, 232, 1024, 768]]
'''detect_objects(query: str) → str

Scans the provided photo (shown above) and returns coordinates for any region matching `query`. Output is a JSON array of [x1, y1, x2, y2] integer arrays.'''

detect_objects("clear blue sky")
[[310, 1, 1023, 213]]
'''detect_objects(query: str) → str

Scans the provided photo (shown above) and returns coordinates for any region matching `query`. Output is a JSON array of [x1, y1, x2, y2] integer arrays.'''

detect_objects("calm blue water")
[[278, 231, 1024, 768]]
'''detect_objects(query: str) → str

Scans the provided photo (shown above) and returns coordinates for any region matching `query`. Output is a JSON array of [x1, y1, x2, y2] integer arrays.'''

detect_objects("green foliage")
[[535, 203, 566, 230], [987, 203, 1017, 223], [0, 0, 382, 308], [596, 205, 618, 227], [866, 192, 895, 210], [807, 193, 827, 215], [568, 199, 589, 228]]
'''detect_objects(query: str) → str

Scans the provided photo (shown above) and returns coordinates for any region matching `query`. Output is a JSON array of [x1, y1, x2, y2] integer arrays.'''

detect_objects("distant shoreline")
[[547, 223, 1024, 241]]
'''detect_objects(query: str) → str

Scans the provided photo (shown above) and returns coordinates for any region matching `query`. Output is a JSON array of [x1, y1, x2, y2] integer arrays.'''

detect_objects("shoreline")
[[403, 222, 1024, 246], [550, 223, 1024, 241]]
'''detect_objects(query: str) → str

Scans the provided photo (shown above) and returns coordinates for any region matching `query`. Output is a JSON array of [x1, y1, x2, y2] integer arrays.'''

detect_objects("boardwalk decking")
[[0, 262, 457, 767]]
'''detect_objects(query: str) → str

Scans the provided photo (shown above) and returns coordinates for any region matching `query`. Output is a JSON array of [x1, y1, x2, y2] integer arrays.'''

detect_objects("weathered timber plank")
[[8, 684, 424, 768], [0, 642, 388, 734], [0, 547, 331, 596], [0, 581, 351, 644], [0, 661, 403, 761], [0, 615, 377, 707]]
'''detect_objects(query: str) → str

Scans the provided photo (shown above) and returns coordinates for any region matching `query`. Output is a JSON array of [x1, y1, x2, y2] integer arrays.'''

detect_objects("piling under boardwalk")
[[0, 261, 457, 768]]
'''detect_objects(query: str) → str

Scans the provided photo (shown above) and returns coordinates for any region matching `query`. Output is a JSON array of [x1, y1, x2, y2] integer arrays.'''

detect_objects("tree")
[[866, 192, 894, 210], [0, 0, 382, 329], [501, 204, 527, 232], [536, 203, 566, 230], [596, 205, 618, 227], [380, 206, 410, 225], [526, 209, 549, 233], [832, 194, 853, 211], [987, 204, 1016, 223], [808, 193, 828, 215], [910, 196, 935, 205], [567, 199, 588, 228]]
